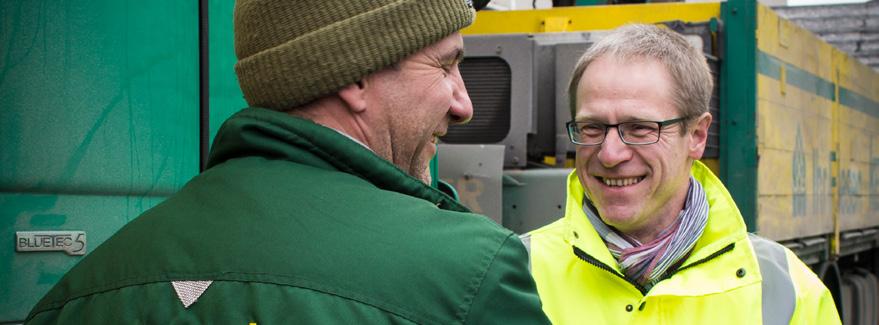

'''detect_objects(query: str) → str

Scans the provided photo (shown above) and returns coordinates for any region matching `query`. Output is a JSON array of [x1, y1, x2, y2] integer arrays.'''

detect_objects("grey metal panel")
[[705, 54, 721, 158], [502, 168, 573, 234], [771, 1, 878, 20], [447, 58, 512, 144], [781, 235, 829, 265], [789, 18, 877, 34], [841, 277, 856, 325], [436, 144, 505, 224], [839, 228, 879, 257], [773, 1, 879, 71], [842, 271, 878, 325], [528, 36, 560, 162], [533, 32, 601, 166], [455, 35, 536, 167], [819, 32, 879, 43], [554, 42, 593, 163]]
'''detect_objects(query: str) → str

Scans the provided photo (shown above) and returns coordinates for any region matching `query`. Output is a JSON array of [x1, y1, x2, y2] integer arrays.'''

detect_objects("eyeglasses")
[[566, 117, 689, 146]]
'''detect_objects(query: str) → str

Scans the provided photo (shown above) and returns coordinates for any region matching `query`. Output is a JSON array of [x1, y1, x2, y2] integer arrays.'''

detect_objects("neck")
[[618, 182, 690, 244], [621, 211, 680, 243], [287, 96, 373, 150]]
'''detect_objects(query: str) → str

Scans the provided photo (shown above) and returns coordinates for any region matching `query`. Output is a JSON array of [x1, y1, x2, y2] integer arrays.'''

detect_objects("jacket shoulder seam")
[[27, 273, 437, 324], [456, 233, 518, 323]]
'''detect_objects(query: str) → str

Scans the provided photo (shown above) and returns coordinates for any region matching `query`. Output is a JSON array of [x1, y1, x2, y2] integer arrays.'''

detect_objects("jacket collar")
[[563, 161, 748, 272], [206, 107, 468, 212]]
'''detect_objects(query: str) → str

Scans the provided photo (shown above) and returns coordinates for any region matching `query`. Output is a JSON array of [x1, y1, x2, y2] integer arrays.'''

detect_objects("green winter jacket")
[[26, 107, 549, 324]]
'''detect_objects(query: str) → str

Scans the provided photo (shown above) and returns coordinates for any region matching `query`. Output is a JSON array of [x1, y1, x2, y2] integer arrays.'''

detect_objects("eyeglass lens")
[[569, 121, 661, 145]]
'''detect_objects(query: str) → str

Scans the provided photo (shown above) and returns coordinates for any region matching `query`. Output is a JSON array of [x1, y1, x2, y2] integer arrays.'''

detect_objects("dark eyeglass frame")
[[566, 116, 690, 146]]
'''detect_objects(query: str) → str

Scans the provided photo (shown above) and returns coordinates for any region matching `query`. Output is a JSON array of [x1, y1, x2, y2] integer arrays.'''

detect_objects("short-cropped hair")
[[568, 24, 713, 123]]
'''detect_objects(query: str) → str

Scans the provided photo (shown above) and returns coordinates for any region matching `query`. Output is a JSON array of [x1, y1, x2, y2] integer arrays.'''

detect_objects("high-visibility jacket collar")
[[562, 161, 750, 292]]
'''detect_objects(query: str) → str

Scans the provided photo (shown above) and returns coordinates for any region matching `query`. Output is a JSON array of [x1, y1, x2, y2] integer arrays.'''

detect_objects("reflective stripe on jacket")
[[523, 161, 840, 324]]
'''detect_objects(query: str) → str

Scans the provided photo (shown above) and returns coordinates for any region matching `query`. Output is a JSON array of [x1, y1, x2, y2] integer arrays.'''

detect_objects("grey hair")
[[567, 24, 713, 127]]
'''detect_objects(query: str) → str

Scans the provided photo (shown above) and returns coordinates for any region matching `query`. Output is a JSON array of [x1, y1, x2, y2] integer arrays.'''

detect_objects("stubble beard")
[[417, 166, 432, 185], [411, 156, 431, 185]]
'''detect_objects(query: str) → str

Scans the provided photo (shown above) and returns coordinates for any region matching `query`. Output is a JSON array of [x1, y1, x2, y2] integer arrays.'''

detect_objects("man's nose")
[[449, 69, 473, 125], [597, 127, 633, 168]]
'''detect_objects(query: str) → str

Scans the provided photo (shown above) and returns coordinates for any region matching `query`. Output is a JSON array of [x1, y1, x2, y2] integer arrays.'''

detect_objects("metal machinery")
[[436, 2, 879, 323], [1, 0, 877, 323]]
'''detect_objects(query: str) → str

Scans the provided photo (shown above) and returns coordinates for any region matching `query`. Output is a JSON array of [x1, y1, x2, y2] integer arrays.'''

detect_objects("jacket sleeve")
[[463, 234, 550, 324], [786, 250, 841, 325]]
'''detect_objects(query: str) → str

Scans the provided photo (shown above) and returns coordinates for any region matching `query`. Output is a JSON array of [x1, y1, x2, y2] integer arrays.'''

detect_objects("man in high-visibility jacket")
[[522, 24, 840, 324]]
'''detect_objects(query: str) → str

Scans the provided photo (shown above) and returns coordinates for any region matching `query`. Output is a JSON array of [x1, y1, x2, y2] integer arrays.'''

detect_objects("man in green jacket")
[[26, 1, 549, 323], [523, 24, 840, 324]]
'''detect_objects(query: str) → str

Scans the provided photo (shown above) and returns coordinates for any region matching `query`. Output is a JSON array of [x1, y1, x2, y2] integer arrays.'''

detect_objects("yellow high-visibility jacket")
[[523, 161, 840, 324]]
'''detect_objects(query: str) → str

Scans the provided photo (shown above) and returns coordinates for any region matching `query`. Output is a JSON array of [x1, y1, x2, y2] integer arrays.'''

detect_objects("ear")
[[337, 80, 368, 113], [687, 112, 712, 160]]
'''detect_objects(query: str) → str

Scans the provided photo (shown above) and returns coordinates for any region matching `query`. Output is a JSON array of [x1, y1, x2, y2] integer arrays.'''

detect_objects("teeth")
[[602, 177, 643, 187]]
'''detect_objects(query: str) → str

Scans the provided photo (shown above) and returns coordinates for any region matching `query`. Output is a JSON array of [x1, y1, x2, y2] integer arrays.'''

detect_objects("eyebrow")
[[574, 115, 651, 123], [574, 114, 604, 122], [440, 48, 465, 65]]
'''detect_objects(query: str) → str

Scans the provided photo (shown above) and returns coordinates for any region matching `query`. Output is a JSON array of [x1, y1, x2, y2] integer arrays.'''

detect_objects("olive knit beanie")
[[234, 0, 477, 111]]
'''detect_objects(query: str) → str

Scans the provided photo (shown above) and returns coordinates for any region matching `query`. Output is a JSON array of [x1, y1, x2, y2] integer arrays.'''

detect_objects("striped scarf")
[[583, 176, 709, 290]]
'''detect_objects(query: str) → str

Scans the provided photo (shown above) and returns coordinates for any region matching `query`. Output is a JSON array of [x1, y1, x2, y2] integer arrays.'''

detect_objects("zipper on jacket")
[[655, 242, 735, 283], [571, 242, 736, 296], [572, 246, 649, 295]]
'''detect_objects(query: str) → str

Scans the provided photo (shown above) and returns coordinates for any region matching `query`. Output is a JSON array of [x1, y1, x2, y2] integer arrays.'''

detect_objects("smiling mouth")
[[596, 176, 646, 187]]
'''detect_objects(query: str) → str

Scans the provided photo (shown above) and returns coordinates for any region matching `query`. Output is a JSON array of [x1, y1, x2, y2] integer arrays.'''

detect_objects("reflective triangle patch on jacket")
[[171, 280, 213, 308]]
